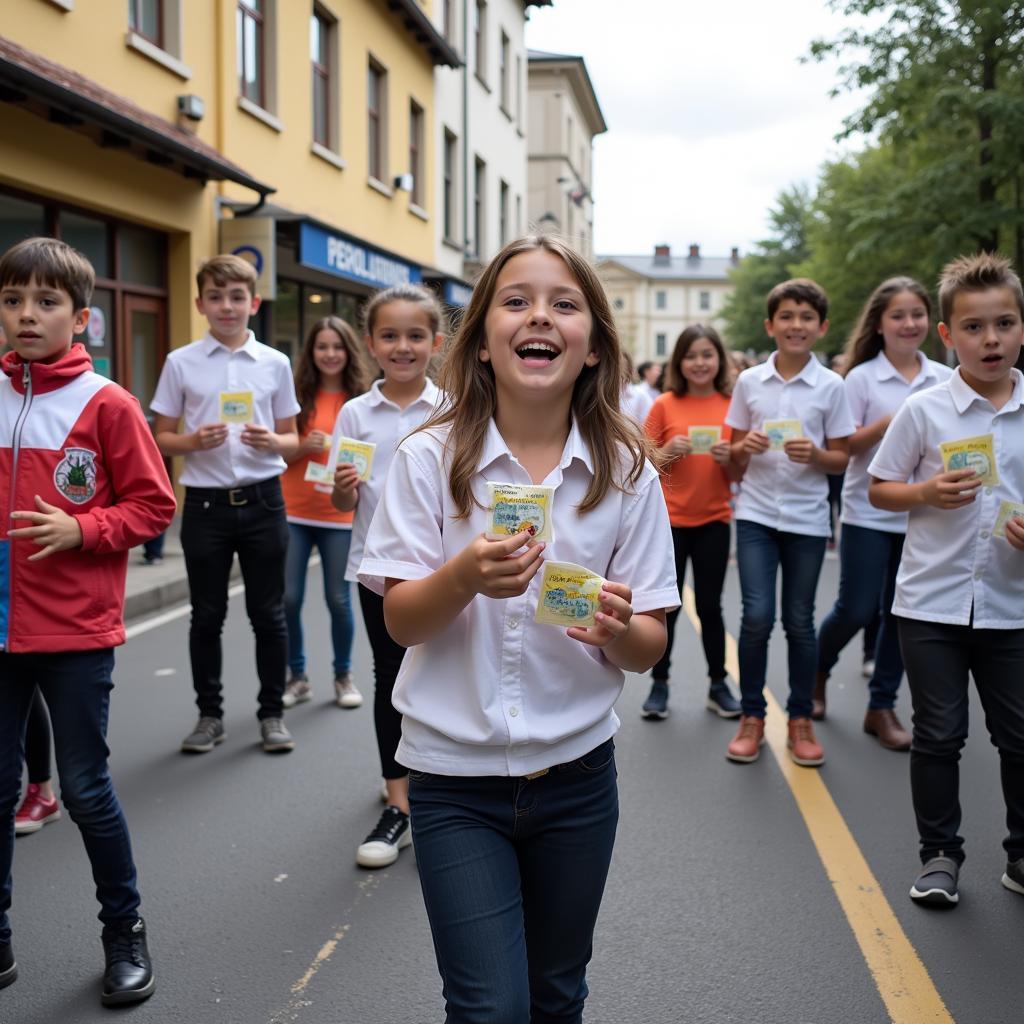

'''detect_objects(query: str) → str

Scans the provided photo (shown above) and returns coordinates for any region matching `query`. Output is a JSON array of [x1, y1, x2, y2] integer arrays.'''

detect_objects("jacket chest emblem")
[[54, 447, 98, 504]]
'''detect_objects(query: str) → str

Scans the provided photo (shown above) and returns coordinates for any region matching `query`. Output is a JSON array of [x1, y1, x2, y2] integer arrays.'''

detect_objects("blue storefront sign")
[[443, 280, 473, 307], [299, 223, 421, 289]]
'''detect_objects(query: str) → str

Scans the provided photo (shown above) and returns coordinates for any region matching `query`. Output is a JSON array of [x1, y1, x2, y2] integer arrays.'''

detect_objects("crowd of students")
[[1, 232, 1022, 1020]]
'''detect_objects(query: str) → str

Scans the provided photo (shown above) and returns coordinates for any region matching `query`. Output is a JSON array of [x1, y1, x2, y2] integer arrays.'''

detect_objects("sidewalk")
[[124, 515, 240, 622]]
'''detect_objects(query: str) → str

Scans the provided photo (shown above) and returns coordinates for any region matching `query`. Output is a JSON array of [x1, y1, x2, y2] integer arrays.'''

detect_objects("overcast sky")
[[524, 0, 868, 259]]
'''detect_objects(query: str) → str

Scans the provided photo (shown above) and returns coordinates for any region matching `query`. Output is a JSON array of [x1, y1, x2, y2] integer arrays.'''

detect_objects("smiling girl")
[[358, 236, 677, 1022], [642, 324, 743, 721], [814, 278, 952, 748]]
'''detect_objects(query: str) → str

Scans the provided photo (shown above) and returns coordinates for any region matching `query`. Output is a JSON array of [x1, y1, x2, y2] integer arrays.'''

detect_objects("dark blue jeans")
[[408, 739, 619, 1024], [0, 649, 140, 943], [284, 523, 354, 676], [817, 523, 905, 709], [735, 520, 827, 719], [898, 617, 1024, 864]]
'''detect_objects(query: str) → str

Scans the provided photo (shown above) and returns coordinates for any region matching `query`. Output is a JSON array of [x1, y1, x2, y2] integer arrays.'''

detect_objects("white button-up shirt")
[[358, 419, 679, 777], [150, 332, 299, 488], [726, 353, 855, 536], [842, 351, 952, 533], [868, 368, 1024, 628], [327, 378, 441, 582]]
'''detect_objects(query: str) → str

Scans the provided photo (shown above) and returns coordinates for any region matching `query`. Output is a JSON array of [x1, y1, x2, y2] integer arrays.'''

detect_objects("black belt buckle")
[[228, 487, 249, 506]]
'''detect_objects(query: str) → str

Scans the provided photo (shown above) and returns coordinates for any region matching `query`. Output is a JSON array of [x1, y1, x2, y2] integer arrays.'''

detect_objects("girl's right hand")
[[742, 430, 770, 456], [332, 462, 361, 496], [453, 531, 545, 600], [301, 429, 330, 455], [664, 435, 692, 459], [193, 423, 229, 450]]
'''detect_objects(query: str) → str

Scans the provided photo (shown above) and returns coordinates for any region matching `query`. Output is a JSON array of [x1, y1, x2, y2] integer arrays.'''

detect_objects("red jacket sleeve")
[[75, 392, 176, 553]]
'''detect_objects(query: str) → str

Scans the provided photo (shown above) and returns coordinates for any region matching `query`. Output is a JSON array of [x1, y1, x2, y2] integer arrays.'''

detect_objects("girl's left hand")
[[1006, 515, 1024, 551], [710, 440, 731, 466], [240, 423, 276, 451], [567, 580, 633, 648]]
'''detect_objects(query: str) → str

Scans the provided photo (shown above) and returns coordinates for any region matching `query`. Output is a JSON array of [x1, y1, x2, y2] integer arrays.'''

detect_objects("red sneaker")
[[726, 716, 766, 763], [787, 717, 825, 767], [14, 784, 61, 835]]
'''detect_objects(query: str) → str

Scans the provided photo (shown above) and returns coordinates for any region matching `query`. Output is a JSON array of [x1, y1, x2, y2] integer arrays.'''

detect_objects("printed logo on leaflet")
[[54, 447, 98, 504]]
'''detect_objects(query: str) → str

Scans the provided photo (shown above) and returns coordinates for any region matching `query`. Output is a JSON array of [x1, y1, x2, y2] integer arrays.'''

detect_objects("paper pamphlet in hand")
[[939, 434, 999, 486], [335, 437, 376, 481], [318, 433, 333, 450], [534, 561, 605, 628], [219, 391, 254, 424], [763, 419, 803, 450], [487, 483, 555, 542], [304, 461, 332, 484], [688, 426, 721, 454], [994, 500, 1024, 538]]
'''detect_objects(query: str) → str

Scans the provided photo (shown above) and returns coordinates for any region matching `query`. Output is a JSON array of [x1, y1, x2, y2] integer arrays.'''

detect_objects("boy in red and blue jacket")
[[0, 237, 175, 1006]]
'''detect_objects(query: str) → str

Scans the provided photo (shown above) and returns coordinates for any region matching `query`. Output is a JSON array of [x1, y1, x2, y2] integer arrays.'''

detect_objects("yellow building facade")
[[0, 0, 456, 405]]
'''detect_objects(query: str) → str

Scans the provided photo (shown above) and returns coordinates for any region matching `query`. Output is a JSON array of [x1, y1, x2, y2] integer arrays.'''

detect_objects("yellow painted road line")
[[682, 586, 954, 1024]]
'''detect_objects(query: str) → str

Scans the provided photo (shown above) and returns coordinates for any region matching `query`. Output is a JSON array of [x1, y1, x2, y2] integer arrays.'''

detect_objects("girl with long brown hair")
[[280, 316, 369, 710], [357, 236, 677, 1021]]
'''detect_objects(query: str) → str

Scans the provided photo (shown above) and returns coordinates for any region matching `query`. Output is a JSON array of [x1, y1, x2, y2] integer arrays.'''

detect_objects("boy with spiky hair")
[[0, 237, 176, 1004], [870, 252, 1024, 906]]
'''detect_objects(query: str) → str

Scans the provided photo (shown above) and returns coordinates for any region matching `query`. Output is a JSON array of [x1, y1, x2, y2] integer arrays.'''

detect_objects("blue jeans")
[[735, 520, 827, 719], [0, 649, 140, 943], [817, 523, 905, 709], [408, 739, 619, 1024], [284, 523, 354, 676]]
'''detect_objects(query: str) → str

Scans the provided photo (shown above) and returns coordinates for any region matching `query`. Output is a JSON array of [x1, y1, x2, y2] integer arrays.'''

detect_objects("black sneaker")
[[101, 917, 155, 1006], [356, 806, 412, 868], [910, 854, 960, 905], [0, 940, 16, 990], [180, 716, 225, 754], [641, 679, 669, 720], [1002, 857, 1024, 896], [706, 678, 742, 718]]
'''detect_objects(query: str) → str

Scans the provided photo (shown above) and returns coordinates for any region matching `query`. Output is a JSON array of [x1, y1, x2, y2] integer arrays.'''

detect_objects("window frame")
[[499, 30, 510, 114], [310, 6, 333, 149], [237, 0, 266, 109], [443, 129, 458, 244], [409, 100, 424, 208], [699, 290, 712, 311], [499, 179, 509, 247], [474, 0, 487, 86], [473, 156, 486, 257], [128, 0, 163, 48], [367, 58, 388, 186], [655, 289, 667, 310]]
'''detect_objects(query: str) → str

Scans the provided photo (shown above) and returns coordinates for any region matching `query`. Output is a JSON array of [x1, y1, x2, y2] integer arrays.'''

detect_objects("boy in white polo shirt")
[[869, 252, 1024, 906], [151, 255, 300, 755], [725, 279, 855, 767]]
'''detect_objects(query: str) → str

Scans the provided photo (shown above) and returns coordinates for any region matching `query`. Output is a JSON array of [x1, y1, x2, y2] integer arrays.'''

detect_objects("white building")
[[526, 49, 606, 259], [597, 243, 740, 361], [428, 1, 551, 305]]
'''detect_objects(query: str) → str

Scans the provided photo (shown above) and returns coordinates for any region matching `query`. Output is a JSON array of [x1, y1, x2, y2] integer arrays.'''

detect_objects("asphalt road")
[[4, 553, 1024, 1024]]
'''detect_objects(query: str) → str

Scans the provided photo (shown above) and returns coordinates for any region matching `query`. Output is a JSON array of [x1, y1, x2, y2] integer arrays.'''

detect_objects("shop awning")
[[0, 34, 274, 200]]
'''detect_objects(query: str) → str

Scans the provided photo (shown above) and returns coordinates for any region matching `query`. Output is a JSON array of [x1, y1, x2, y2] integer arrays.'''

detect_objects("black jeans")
[[25, 686, 52, 784], [898, 616, 1024, 864], [357, 584, 408, 780], [652, 521, 730, 683], [181, 479, 289, 721]]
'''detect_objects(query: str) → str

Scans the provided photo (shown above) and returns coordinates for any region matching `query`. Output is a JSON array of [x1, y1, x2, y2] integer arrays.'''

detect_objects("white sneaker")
[[862, 659, 876, 679], [356, 806, 411, 868], [334, 672, 363, 708], [282, 674, 312, 708]]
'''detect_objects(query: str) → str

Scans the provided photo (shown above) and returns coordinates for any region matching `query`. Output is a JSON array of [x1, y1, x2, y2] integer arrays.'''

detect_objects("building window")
[[613, 298, 625, 310], [367, 60, 387, 183], [409, 101, 424, 207], [700, 290, 712, 311], [310, 8, 334, 149], [655, 290, 666, 310], [499, 180, 509, 247], [474, 156, 486, 257], [237, 1, 266, 107], [129, 0, 162, 47], [515, 54, 523, 129], [499, 31, 510, 113], [656, 332, 667, 357], [515, 193, 522, 235], [474, 1, 487, 84], [443, 129, 458, 243], [442, 0, 455, 43]]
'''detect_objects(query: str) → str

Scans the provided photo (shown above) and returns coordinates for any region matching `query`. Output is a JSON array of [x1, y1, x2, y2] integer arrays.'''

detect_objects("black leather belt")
[[185, 478, 281, 507]]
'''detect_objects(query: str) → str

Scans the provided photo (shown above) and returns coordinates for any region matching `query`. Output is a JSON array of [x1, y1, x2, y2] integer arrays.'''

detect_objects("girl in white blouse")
[[359, 236, 677, 1023]]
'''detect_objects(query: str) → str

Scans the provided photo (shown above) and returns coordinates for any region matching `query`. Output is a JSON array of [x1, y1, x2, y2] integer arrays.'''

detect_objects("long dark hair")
[[294, 316, 371, 433], [842, 277, 931, 377], [664, 324, 731, 397]]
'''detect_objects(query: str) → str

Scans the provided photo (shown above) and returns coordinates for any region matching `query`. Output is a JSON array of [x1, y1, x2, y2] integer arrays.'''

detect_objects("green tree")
[[810, 1, 1024, 264], [721, 185, 813, 352]]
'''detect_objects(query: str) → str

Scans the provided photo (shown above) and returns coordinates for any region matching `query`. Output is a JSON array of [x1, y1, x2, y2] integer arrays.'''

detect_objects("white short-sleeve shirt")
[[358, 419, 679, 777], [150, 332, 299, 488], [868, 368, 1024, 628], [842, 351, 952, 533], [326, 378, 441, 581], [725, 354, 855, 536]]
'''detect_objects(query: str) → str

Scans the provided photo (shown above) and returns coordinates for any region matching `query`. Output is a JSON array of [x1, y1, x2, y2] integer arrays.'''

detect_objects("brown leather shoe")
[[726, 716, 766, 763], [787, 717, 825, 766], [864, 708, 912, 751], [811, 672, 827, 721]]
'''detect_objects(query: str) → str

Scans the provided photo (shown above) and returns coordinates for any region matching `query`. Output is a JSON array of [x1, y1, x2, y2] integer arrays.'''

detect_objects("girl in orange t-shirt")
[[642, 324, 743, 721], [281, 317, 370, 708]]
